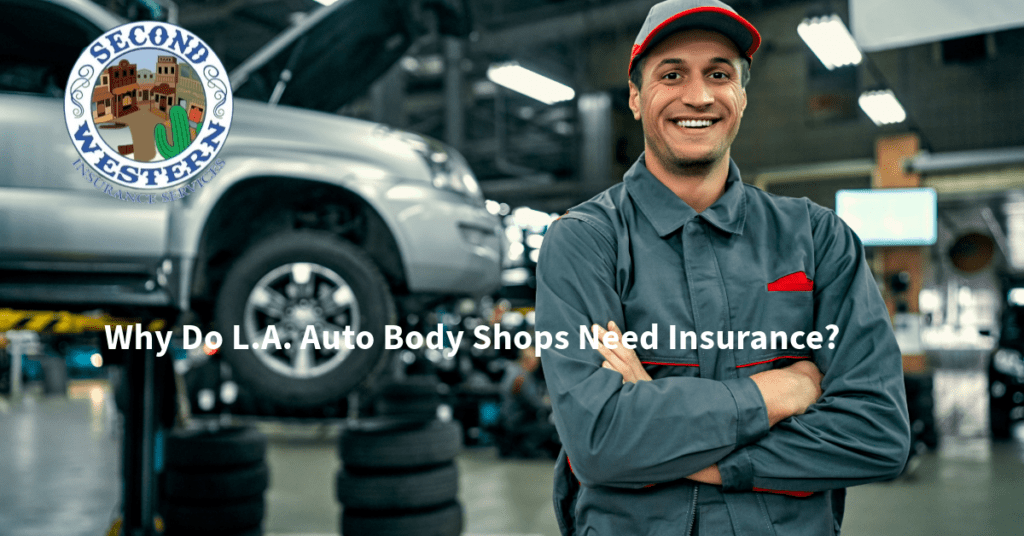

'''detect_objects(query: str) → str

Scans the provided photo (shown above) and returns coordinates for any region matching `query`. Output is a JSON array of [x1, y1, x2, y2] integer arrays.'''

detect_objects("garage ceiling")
[[93, 0, 1024, 211]]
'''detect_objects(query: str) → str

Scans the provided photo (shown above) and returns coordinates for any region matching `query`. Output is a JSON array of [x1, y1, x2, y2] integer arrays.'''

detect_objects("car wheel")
[[215, 231, 396, 408]]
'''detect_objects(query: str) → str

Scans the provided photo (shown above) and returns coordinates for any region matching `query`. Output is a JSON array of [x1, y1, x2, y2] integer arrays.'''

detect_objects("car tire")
[[336, 463, 458, 510], [377, 396, 443, 421], [375, 376, 446, 421], [342, 501, 463, 536], [161, 497, 264, 532], [990, 400, 1012, 440], [215, 231, 396, 409], [341, 419, 462, 470], [165, 426, 267, 469], [164, 462, 269, 501], [162, 528, 263, 536]]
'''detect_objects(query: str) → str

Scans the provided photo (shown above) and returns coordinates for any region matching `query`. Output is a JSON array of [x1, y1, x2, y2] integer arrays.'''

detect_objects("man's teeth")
[[676, 119, 713, 128]]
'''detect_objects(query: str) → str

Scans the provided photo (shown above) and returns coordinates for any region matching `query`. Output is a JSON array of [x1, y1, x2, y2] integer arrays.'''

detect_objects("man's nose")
[[680, 79, 714, 108]]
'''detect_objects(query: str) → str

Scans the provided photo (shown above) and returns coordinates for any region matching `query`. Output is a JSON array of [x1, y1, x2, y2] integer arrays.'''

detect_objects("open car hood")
[[229, 0, 469, 113]]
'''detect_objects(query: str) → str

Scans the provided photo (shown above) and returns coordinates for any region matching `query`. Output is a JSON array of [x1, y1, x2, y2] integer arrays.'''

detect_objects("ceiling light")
[[798, 14, 863, 70], [313, 0, 339, 6], [486, 62, 575, 105], [858, 90, 907, 126]]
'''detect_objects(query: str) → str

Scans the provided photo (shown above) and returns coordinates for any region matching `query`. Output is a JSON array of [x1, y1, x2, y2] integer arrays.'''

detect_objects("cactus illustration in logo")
[[155, 105, 192, 158]]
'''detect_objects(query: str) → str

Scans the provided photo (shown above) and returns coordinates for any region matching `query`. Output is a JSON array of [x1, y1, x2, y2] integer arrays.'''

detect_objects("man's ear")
[[737, 62, 748, 116], [628, 80, 641, 121]]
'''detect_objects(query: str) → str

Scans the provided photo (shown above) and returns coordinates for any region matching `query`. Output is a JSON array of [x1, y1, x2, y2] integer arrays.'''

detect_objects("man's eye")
[[663, 72, 680, 80], [710, 72, 729, 79]]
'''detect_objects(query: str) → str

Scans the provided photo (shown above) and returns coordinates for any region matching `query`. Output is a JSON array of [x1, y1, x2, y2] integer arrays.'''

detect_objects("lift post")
[[102, 309, 177, 536]]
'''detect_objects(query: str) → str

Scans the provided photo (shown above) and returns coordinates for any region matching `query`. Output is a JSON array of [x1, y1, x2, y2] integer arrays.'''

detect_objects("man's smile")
[[672, 118, 720, 129]]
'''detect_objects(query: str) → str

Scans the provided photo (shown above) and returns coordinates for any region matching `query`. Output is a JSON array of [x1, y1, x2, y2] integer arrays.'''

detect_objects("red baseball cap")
[[629, 0, 761, 76]]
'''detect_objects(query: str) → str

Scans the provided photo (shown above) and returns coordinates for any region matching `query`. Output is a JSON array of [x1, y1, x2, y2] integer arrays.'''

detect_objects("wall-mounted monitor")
[[835, 188, 937, 246]]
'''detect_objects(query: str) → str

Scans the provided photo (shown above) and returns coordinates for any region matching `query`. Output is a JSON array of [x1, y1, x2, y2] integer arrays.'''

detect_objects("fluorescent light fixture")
[[797, 14, 863, 70], [486, 62, 575, 105], [314, 0, 339, 5], [858, 89, 907, 125]]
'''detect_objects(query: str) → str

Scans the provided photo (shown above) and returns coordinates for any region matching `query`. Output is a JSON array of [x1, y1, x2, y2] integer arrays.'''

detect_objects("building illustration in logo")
[[66, 20, 232, 192], [89, 52, 206, 162], [91, 70, 113, 123], [137, 68, 154, 106]]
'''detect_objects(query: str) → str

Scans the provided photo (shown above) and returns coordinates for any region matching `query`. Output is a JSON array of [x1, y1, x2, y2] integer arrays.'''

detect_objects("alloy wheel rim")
[[242, 262, 361, 378]]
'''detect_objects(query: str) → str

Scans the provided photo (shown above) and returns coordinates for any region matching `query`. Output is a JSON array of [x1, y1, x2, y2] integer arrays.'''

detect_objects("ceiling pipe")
[[472, 0, 653, 54], [908, 146, 1024, 175]]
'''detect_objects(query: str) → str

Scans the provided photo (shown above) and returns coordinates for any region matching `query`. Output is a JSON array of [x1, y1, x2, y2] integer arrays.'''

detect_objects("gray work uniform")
[[535, 155, 911, 536]]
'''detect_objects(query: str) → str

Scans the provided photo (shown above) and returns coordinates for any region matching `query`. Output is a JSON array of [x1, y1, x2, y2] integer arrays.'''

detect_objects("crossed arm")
[[594, 321, 824, 486]]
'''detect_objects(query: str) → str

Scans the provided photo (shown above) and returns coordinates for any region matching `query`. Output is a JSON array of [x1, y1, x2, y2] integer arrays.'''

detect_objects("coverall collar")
[[625, 153, 747, 238]]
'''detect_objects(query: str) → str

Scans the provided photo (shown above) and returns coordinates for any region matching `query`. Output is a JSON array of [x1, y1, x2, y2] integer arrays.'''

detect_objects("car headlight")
[[402, 134, 483, 205], [430, 149, 482, 204], [993, 348, 1024, 378]]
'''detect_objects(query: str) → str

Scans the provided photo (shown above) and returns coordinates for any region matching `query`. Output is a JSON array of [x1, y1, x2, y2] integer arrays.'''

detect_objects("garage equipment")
[[99, 307, 179, 536]]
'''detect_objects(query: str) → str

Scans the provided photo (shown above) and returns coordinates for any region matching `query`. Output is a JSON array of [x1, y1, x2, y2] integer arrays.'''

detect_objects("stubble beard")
[[644, 128, 725, 178]]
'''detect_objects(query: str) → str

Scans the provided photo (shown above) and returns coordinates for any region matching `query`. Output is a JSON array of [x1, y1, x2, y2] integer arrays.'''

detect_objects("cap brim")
[[629, 7, 760, 75]]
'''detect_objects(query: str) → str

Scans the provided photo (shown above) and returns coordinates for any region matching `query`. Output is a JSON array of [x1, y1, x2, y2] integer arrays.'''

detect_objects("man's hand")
[[687, 464, 722, 485], [595, 321, 652, 383], [749, 360, 823, 426]]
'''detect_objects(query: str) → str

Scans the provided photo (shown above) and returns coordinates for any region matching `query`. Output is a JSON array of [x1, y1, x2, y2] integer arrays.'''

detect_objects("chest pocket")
[[734, 270, 816, 374]]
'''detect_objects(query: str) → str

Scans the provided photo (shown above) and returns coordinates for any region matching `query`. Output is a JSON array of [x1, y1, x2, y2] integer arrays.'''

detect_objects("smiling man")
[[535, 1, 912, 535]]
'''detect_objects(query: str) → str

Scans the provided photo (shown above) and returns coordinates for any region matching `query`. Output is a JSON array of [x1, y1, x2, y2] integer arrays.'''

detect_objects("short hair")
[[629, 54, 750, 91]]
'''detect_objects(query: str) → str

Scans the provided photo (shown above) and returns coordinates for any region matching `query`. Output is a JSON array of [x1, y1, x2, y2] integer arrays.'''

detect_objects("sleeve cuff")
[[722, 377, 770, 446], [718, 447, 755, 491]]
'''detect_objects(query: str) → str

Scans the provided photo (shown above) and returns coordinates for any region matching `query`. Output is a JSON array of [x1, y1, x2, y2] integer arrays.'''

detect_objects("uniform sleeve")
[[717, 208, 911, 493], [536, 215, 770, 489]]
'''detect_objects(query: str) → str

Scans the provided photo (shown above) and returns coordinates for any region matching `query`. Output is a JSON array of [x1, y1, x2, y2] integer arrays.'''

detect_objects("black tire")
[[216, 231, 396, 409], [165, 426, 267, 469], [342, 501, 463, 536], [341, 419, 462, 469], [376, 397, 442, 421], [991, 400, 1012, 440], [162, 497, 264, 532], [337, 463, 458, 510], [375, 376, 446, 420], [163, 462, 269, 501], [162, 526, 263, 536]]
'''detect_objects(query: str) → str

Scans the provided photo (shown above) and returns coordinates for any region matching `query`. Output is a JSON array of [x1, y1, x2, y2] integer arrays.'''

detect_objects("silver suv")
[[0, 0, 502, 408]]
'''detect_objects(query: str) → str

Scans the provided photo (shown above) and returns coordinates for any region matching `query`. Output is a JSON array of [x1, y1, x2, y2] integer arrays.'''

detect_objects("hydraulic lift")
[[2, 307, 176, 536]]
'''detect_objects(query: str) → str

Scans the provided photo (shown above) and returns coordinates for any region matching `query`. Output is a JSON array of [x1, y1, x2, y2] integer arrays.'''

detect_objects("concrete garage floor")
[[1, 379, 1023, 536]]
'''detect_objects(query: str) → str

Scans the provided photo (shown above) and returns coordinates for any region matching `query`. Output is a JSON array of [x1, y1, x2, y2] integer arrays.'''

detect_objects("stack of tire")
[[338, 416, 463, 536], [160, 425, 270, 536]]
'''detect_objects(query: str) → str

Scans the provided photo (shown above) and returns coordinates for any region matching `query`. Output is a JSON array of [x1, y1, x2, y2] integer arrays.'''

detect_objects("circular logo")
[[64, 21, 232, 190]]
